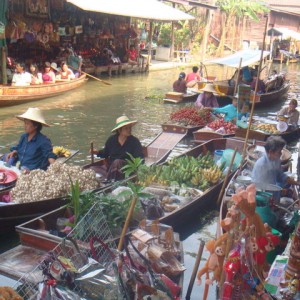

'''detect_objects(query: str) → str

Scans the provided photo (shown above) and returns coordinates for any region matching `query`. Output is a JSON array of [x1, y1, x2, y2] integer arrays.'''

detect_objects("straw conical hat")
[[199, 83, 218, 94], [16, 107, 50, 127], [112, 115, 137, 132]]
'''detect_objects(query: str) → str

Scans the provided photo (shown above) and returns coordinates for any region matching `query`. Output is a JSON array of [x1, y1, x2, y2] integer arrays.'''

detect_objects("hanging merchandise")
[[58, 26, 66, 36], [75, 25, 83, 34]]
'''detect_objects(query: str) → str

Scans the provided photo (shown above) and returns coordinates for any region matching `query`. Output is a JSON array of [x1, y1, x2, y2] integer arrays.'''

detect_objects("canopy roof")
[[206, 49, 270, 68], [268, 27, 300, 41], [67, 0, 194, 21]]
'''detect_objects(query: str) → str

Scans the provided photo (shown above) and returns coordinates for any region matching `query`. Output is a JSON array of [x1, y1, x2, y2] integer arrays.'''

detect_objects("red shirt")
[[186, 72, 201, 83], [128, 49, 137, 61]]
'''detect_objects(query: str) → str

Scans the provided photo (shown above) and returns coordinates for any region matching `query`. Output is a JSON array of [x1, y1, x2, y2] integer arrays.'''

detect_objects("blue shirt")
[[252, 153, 287, 186], [213, 104, 237, 122], [10, 132, 56, 170]]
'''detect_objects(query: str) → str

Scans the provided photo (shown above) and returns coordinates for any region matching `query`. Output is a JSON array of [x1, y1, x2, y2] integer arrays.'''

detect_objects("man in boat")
[[252, 136, 300, 199], [194, 84, 219, 109], [3, 108, 56, 172], [90, 116, 144, 181], [186, 66, 201, 88], [277, 99, 299, 128], [208, 96, 238, 123], [11, 62, 31, 86], [173, 72, 187, 94]]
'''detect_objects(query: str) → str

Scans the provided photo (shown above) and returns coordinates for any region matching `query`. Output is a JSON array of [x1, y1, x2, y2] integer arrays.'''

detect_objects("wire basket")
[[15, 201, 117, 299]]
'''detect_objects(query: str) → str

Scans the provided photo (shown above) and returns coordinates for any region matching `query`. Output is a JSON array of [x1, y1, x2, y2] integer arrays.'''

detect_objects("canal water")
[[0, 62, 299, 298]]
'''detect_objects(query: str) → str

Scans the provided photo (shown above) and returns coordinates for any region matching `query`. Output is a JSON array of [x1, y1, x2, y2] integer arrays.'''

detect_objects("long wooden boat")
[[193, 129, 235, 143], [163, 91, 198, 104], [235, 125, 300, 143], [0, 74, 87, 107]]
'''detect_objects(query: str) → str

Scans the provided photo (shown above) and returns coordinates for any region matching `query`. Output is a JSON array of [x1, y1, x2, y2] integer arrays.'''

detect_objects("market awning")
[[206, 49, 270, 68], [268, 27, 300, 41], [67, 0, 195, 21]]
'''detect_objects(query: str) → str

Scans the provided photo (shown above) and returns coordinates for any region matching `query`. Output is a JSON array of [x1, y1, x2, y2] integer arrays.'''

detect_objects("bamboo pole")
[[185, 239, 205, 300], [146, 21, 153, 71], [233, 58, 243, 95], [241, 15, 269, 160], [1, 47, 7, 85], [90, 142, 94, 164], [118, 195, 138, 251]]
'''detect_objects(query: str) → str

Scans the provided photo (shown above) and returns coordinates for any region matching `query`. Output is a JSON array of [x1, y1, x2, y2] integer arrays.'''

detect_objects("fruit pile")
[[53, 146, 71, 157], [137, 153, 225, 192], [207, 118, 237, 134], [170, 107, 212, 126], [252, 123, 280, 134]]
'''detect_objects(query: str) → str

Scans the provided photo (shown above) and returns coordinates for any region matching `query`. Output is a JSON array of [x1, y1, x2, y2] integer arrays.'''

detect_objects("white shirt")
[[12, 72, 32, 86]]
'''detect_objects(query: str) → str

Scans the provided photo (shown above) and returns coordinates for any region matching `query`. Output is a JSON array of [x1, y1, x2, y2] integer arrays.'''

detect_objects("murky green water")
[[0, 62, 299, 298]]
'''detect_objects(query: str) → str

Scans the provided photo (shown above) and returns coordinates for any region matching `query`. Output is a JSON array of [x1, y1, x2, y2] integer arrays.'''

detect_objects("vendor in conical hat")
[[195, 83, 219, 109], [4, 107, 56, 172], [91, 115, 144, 181]]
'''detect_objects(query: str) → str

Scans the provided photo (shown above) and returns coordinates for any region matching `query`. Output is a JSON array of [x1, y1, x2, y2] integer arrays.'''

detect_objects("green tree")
[[215, 0, 269, 56]]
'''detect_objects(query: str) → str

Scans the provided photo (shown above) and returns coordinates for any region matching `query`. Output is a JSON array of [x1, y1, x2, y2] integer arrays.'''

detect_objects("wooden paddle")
[[90, 142, 94, 164], [70, 66, 112, 85], [186, 239, 205, 300]]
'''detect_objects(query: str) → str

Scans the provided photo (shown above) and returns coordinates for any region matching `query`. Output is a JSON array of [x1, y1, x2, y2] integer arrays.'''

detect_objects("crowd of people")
[[11, 48, 82, 86]]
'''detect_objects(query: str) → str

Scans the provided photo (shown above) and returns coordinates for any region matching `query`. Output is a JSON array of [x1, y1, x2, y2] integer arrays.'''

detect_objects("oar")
[[90, 142, 94, 164], [118, 195, 138, 251], [185, 239, 205, 300], [69, 66, 112, 85]]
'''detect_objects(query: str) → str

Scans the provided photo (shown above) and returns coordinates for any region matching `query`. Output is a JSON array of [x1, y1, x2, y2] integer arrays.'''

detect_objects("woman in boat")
[[194, 84, 219, 109], [11, 62, 31, 86], [208, 96, 238, 123], [56, 62, 75, 81], [42, 62, 56, 84], [29, 64, 43, 85], [173, 72, 187, 94], [250, 71, 265, 94], [4, 108, 56, 172], [186, 66, 201, 88], [252, 136, 300, 200], [277, 99, 299, 127], [90, 115, 144, 181]]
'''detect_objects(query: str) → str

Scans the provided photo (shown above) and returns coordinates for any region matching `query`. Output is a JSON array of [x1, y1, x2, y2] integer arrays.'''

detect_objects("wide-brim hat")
[[50, 62, 58, 71], [112, 115, 137, 132], [16, 107, 50, 127], [198, 83, 219, 95]]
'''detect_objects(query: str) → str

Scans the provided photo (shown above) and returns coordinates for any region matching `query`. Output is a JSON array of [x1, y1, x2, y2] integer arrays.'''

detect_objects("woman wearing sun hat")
[[91, 115, 144, 180], [4, 107, 56, 171], [194, 83, 219, 109]]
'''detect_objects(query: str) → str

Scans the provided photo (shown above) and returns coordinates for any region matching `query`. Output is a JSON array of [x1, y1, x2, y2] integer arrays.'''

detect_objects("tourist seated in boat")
[[3, 108, 56, 172], [67, 48, 82, 78], [90, 116, 144, 181], [186, 66, 201, 88], [50, 62, 60, 75], [208, 95, 238, 122], [11, 62, 31, 86], [42, 62, 56, 84], [194, 84, 219, 109], [29, 64, 42, 85], [55, 62, 75, 81], [252, 136, 300, 201], [173, 72, 187, 94], [250, 71, 265, 94], [277, 99, 299, 127], [127, 45, 138, 66]]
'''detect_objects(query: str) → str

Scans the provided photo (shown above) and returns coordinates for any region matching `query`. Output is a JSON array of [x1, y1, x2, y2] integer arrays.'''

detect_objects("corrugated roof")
[[267, 0, 300, 6]]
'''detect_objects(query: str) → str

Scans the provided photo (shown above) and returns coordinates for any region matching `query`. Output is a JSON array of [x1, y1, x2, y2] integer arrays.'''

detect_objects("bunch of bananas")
[[191, 172, 209, 190], [197, 153, 215, 169], [252, 123, 280, 134], [202, 166, 223, 184], [53, 146, 71, 157]]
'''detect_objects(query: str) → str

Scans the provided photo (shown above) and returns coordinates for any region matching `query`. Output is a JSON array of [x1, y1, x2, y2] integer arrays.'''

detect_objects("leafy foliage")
[[121, 153, 144, 178]]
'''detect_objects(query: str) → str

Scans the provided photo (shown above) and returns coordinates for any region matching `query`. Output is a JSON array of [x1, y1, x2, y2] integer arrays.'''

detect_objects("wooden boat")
[[235, 125, 300, 143], [193, 129, 235, 144], [163, 91, 198, 104], [0, 74, 87, 107], [161, 123, 204, 135]]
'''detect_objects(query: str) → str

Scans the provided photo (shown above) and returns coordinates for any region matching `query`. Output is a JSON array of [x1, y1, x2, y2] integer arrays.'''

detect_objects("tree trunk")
[[200, 8, 212, 62], [216, 13, 232, 57]]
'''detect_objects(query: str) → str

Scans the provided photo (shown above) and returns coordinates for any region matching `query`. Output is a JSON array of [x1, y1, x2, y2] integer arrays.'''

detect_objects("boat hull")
[[0, 75, 87, 107]]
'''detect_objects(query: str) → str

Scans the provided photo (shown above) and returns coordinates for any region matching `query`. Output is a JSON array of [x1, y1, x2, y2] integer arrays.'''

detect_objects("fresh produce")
[[252, 123, 280, 134], [137, 152, 224, 192], [11, 163, 98, 203], [207, 118, 237, 134], [53, 146, 71, 157], [170, 107, 212, 126]]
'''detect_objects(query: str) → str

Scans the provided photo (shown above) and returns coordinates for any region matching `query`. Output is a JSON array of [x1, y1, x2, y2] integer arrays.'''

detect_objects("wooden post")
[[242, 15, 269, 159], [170, 2, 175, 61], [1, 47, 7, 85], [233, 58, 243, 95], [146, 21, 153, 71]]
